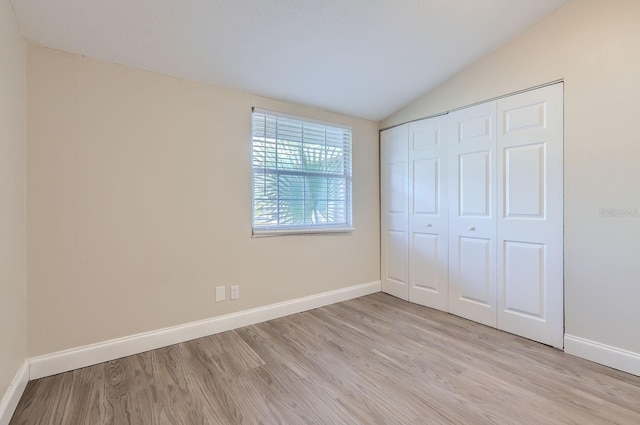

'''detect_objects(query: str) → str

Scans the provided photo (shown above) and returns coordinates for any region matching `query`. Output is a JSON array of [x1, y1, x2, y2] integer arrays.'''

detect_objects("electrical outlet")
[[230, 285, 240, 300], [215, 286, 226, 302]]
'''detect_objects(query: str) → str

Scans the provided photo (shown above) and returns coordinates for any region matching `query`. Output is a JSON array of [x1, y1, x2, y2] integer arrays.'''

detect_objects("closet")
[[381, 83, 563, 348]]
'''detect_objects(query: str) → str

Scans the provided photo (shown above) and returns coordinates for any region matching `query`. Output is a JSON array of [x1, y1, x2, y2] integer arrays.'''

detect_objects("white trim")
[[251, 107, 352, 131], [0, 361, 29, 425], [564, 334, 640, 377], [29, 281, 381, 380], [379, 79, 564, 132], [252, 227, 354, 237]]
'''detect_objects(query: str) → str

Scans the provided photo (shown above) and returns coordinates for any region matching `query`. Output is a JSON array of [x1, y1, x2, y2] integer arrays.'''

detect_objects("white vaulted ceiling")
[[10, 0, 567, 121]]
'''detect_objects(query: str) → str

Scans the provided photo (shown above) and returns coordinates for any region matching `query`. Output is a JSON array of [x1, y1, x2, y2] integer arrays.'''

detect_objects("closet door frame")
[[381, 83, 564, 349]]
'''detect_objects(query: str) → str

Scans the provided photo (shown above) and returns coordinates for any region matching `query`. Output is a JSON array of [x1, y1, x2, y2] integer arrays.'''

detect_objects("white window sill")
[[252, 227, 355, 238]]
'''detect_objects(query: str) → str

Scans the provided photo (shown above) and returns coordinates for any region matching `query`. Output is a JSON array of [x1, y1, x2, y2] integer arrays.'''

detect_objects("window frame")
[[251, 108, 354, 236]]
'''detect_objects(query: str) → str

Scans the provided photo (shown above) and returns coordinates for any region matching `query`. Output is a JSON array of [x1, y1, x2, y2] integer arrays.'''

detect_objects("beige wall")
[[383, 0, 640, 354], [0, 0, 27, 397], [26, 46, 380, 356]]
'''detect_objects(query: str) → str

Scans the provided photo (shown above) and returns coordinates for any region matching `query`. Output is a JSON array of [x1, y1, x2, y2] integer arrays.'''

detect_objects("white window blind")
[[251, 108, 353, 234]]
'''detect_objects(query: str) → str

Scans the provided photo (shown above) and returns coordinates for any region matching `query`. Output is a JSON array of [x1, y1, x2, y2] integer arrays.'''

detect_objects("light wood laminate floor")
[[10, 293, 640, 424]]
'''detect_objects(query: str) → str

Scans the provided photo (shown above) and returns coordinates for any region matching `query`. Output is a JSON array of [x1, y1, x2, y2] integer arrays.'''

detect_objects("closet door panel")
[[503, 241, 545, 317], [448, 102, 497, 327], [413, 158, 439, 214], [504, 144, 545, 218], [412, 233, 440, 290], [459, 151, 491, 216], [408, 116, 448, 311], [381, 125, 409, 300], [458, 236, 493, 306], [497, 83, 564, 348]]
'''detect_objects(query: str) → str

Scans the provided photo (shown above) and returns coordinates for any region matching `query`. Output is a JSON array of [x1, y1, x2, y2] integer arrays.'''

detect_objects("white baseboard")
[[0, 361, 29, 425], [564, 334, 640, 377], [29, 281, 381, 380]]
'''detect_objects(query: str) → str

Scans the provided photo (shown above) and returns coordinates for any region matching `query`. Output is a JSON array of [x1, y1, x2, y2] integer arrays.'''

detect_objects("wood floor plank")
[[10, 293, 640, 424]]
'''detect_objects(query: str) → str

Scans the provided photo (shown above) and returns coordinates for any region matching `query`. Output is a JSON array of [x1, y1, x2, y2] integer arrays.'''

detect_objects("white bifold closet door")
[[496, 84, 564, 348], [381, 124, 409, 300], [408, 117, 448, 310], [448, 84, 563, 347], [448, 101, 498, 327], [381, 83, 563, 348]]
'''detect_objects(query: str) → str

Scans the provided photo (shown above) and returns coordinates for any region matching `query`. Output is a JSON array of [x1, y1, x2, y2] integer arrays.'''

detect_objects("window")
[[251, 108, 353, 235]]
